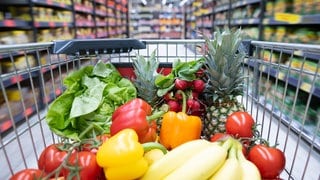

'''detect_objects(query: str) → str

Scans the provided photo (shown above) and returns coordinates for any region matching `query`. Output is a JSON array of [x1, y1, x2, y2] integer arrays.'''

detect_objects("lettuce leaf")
[[46, 61, 136, 141]]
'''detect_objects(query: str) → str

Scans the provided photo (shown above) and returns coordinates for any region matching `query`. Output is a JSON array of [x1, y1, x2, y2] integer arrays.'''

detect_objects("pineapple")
[[132, 50, 161, 107], [202, 28, 246, 139]]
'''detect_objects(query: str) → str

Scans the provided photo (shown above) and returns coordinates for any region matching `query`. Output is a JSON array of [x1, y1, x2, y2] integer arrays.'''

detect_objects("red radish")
[[196, 69, 205, 78], [167, 100, 181, 112], [164, 92, 174, 102], [175, 91, 183, 100], [191, 91, 199, 99], [175, 79, 189, 90], [187, 99, 201, 111], [192, 79, 205, 93]]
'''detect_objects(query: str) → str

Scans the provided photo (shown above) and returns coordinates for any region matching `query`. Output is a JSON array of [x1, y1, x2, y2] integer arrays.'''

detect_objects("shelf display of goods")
[[9, 28, 286, 180]]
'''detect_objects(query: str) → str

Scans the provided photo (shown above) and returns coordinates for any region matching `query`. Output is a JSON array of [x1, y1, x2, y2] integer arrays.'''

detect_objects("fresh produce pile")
[[10, 28, 286, 180]]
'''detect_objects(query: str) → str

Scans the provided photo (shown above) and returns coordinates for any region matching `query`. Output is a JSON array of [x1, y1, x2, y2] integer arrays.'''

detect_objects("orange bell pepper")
[[159, 90, 202, 150]]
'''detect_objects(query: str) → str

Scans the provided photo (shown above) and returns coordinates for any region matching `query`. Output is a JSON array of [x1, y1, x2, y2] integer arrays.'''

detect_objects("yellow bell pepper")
[[96, 128, 148, 180]]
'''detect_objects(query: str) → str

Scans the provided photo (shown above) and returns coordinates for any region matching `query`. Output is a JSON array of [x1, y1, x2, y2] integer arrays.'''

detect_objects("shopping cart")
[[0, 39, 319, 180]]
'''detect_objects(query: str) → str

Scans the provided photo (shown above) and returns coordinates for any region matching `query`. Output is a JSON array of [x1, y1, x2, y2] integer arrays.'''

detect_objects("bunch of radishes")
[[163, 78, 205, 116]]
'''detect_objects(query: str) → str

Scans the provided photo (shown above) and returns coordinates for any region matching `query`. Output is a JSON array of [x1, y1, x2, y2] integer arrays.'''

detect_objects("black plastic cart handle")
[[51, 38, 146, 55]]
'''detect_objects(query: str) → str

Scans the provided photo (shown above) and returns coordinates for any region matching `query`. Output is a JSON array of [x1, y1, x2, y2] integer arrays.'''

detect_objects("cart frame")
[[0, 39, 319, 180]]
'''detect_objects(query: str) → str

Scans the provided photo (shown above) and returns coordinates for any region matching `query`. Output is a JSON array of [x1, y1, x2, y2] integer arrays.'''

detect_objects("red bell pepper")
[[110, 98, 161, 143]]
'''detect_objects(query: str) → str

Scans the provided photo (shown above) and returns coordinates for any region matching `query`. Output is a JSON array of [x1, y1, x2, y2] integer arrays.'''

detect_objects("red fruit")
[[167, 100, 181, 112], [248, 144, 286, 179], [192, 79, 205, 93], [174, 91, 183, 100], [196, 69, 205, 78], [63, 151, 103, 180], [187, 99, 201, 111], [225, 111, 255, 138], [191, 91, 199, 99], [175, 79, 189, 90], [38, 144, 68, 177], [164, 92, 174, 102], [210, 133, 230, 142], [10, 169, 45, 180]]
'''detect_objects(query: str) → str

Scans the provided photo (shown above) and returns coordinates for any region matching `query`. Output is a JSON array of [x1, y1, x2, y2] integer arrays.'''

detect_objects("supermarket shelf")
[[213, 3, 229, 13], [257, 95, 320, 151], [74, 4, 94, 14], [231, 18, 260, 25], [1, 72, 38, 88], [213, 20, 228, 26], [231, 0, 261, 8], [33, 21, 73, 28], [32, 0, 72, 9], [263, 14, 320, 25], [0, 87, 64, 134], [0, 105, 38, 133], [246, 59, 320, 99], [95, 0, 106, 5], [0, 20, 31, 28]]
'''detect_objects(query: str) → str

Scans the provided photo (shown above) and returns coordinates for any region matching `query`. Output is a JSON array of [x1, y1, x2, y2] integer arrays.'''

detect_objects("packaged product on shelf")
[[1, 55, 36, 73], [274, 0, 292, 13], [275, 26, 287, 42], [291, 57, 318, 73], [8, 6, 31, 21], [293, 28, 318, 43], [265, 1, 275, 17], [0, 32, 15, 45], [0, 87, 30, 123], [37, 30, 55, 42], [243, 27, 259, 40], [263, 26, 274, 41]]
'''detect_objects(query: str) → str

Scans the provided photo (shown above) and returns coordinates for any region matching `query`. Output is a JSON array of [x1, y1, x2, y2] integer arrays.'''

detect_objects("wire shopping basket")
[[0, 39, 319, 179]]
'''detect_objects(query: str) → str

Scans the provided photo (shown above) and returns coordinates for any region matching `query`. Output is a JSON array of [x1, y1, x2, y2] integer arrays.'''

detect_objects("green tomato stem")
[[142, 142, 168, 155], [177, 90, 187, 113], [146, 110, 166, 121]]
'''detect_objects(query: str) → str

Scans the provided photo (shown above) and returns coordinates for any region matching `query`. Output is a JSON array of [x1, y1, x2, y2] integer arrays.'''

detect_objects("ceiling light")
[[141, 0, 147, 5], [179, 0, 188, 7]]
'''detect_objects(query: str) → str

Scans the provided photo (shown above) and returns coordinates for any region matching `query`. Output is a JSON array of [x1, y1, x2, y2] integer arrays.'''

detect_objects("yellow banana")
[[164, 143, 227, 180], [209, 143, 241, 180], [235, 141, 261, 180], [239, 160, 261, 180], [140, 139, 211, 180]]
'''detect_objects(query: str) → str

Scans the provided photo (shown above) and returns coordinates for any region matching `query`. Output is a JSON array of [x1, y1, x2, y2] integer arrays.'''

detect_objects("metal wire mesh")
[[0, 39, 319, 179]]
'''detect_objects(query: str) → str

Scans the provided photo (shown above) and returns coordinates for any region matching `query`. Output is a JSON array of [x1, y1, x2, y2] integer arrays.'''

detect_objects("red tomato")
[[210, 133, 230, 142], [63, 151, 103, 180], [38, 144, 68, 177], [225, 111, 255, 138], [248, 144, 286, 179], [10, 169, 45, 180], [82, 134, 110, 153]]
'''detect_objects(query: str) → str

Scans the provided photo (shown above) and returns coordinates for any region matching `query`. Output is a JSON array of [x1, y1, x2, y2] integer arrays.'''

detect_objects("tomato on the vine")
[[210, 133, 230, 142], [247, 144, 286, 179], [38, 144, 68, 177], [82, 134, 110, 153], [225, 111, 255, 138], [10, 169, 45, 180], [63, 151, 103, 180]]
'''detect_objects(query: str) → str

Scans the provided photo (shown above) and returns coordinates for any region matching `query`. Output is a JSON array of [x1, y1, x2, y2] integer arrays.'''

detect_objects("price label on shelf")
[[3, 20, 16, 27], [274, 13, 301, 24]]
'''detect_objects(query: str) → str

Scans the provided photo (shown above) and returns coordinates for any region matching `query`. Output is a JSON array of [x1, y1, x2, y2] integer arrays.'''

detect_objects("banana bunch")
[[140, 138, 261, 180]]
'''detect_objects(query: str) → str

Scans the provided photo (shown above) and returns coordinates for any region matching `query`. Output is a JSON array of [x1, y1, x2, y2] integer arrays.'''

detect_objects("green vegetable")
[[155, 58, 204, 96], [46, 61, 137, 141]]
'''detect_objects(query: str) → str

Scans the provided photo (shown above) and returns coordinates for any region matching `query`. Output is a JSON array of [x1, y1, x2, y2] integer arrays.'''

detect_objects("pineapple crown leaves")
[[203, 28, 246, 100], [132, 50, 160, 105]]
